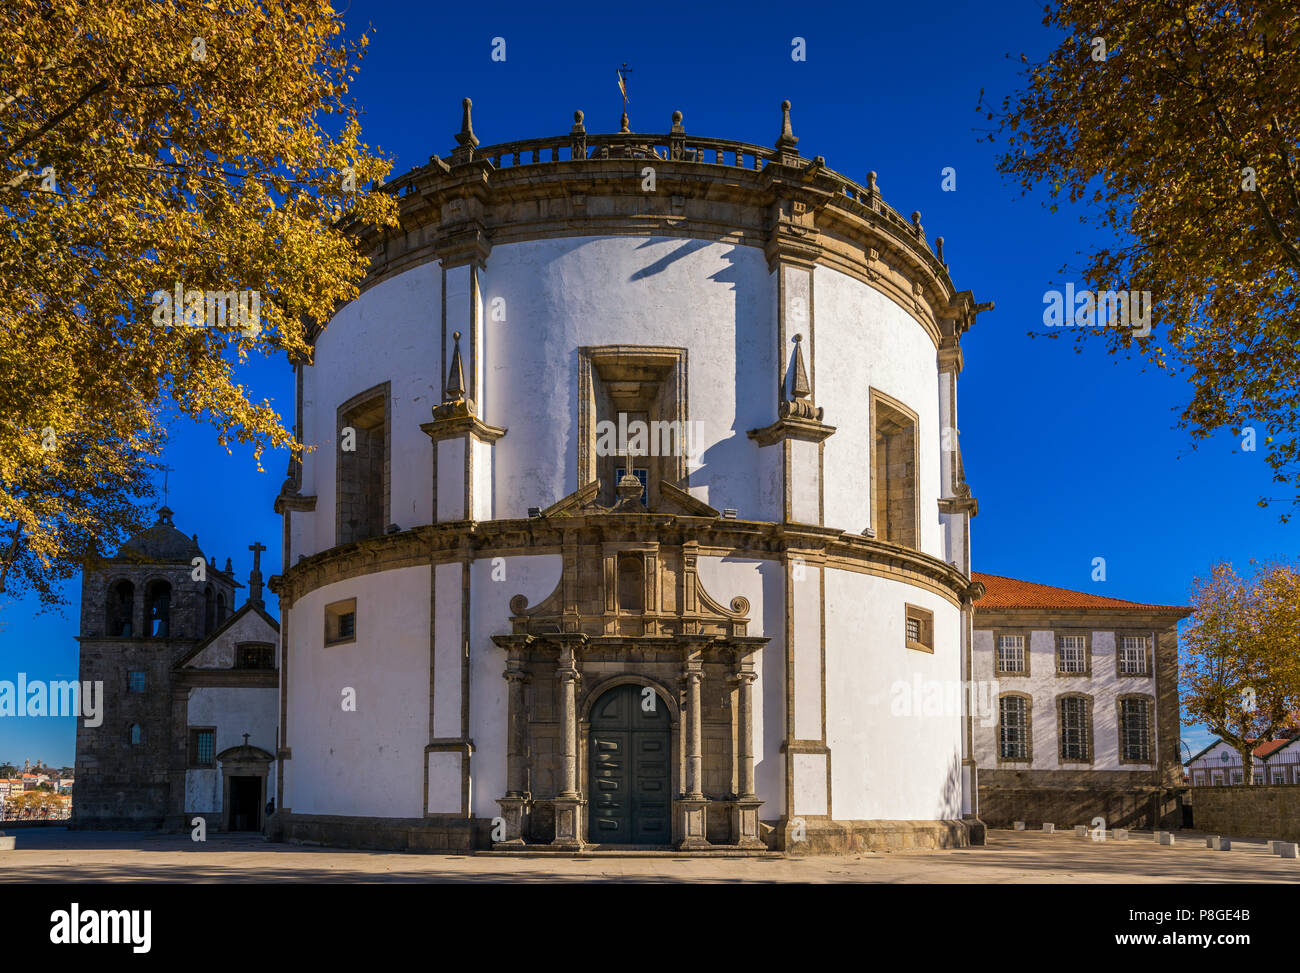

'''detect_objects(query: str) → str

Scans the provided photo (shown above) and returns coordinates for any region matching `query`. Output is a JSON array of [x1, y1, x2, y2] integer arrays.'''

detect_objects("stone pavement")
[[1, 828, 1296, 883]]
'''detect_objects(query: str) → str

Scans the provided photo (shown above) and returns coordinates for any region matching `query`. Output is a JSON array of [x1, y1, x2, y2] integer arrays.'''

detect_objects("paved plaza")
[[0, 828, 1296, 883]]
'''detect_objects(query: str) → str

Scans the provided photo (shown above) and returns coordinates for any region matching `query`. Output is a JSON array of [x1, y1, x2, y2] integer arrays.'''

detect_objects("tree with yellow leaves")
[[1, 0, 398, 611], [995, 1, 1300, 515], [1181, 562, 1300, 783]]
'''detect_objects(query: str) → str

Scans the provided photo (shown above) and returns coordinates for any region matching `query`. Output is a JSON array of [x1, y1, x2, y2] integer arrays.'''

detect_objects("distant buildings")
[[1186, 736, 1300, 786]]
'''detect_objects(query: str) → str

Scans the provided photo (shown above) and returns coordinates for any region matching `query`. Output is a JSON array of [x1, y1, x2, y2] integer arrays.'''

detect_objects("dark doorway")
[[588, 684, 670, 844], [228, 776, 262, 831]]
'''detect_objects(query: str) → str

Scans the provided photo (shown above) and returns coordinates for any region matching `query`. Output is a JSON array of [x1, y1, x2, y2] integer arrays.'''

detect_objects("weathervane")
[[617, 62, 632, 130]]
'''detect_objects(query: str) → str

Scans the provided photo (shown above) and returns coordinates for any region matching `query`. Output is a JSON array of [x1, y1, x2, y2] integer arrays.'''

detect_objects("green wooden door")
[[589, 684, 671, 844]]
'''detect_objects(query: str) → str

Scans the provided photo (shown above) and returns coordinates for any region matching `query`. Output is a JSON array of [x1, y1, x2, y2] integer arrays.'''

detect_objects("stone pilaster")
[[551, 641, 585, 849], [676, 655, 710, 849]]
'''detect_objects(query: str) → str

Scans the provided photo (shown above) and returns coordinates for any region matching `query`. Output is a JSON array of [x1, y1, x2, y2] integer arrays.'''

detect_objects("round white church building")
[[268, 100, 989, 852]]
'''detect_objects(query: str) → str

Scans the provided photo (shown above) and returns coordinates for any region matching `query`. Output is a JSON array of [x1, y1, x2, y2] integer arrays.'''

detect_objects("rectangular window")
[[337, 385, 390, 546], [1057, 635, 1086, 674], [1230, 770, 1243, 785], [1058, 697, 1091, 762], [128, 671, 147, 693], [1119, 698, 1151, 761], [997, 635, 1026, 674], [325, 598, 357, 646], [904, 604, 934, 653], [237, 644, 274, 669], [999, 696, 1029, 760], [1272, 770, 1285, 785], [1254, 773, 1265, 785], [1193, 772, 1205, 786], [189, 728, 216, 768], [871, 391, 919, 550], [1120, 635, 1149, 675]]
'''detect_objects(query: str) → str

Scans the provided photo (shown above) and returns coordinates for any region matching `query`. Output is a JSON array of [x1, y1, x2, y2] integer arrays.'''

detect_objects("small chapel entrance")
[[227, 776, 261, 831], [588, 684, 671, 844]]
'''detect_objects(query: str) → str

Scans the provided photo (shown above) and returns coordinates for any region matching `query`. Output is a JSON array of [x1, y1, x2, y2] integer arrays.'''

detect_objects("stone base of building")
[[281, 813, 482, 852], [978, 786, 1182, 832], [774, 818, 975, 854], [276, 812, 976, 855]]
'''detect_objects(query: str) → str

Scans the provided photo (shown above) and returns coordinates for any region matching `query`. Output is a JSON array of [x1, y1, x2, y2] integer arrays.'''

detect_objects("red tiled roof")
[[972, 573, 1189, 614], [1252, 739, 1294, 759]]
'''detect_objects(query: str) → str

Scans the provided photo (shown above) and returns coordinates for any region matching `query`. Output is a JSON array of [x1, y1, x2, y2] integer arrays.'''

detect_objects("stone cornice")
[[270, 517, 979, 610]]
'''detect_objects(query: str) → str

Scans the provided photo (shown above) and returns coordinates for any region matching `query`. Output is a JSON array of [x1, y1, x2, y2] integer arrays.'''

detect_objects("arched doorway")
[[588, 683, 671, 844]]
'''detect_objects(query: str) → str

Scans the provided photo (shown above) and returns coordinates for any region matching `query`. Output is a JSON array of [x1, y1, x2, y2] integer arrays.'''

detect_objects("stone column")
[[494, 653, 530, 847], [676, 655, 709, 849], [551, 640, 584, 849], [731, 662, 765, 848]]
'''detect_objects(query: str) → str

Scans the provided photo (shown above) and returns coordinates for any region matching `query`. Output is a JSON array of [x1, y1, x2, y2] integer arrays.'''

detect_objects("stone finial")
[[456, 98, 478, 148], [790, 334, 811, 399], [619, 110, 630, 133], [157, 505, 174, 526], [670, 110, 685, 133], [445, 330, 466, 402], [866, 171, 877, 195], [451, 98, 478, 164], [777, 100, 797, 148], [224, 557, 233, 575], [912, 210, 924, 238], [936, 236, 945, 264], [571, 110, 585, 133]]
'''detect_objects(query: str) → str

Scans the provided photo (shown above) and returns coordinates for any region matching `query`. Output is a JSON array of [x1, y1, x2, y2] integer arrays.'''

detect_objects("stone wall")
[[979, 785, 1182, 831], [1188, 785, 1300, 841]]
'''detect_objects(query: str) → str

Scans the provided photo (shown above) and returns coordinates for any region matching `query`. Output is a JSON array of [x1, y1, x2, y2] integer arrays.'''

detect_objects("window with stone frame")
[[1230, 770, 1243, 784], [1056, 634, 1088, 674], [1211, 772, 1224, 785], [127, 671, 146, 693], [580, 347, 688, 510], [129, 724, 142, 745], [1118, 634, 1151, 675], [236, 642, 275, 669], [871, 391, 919, 550], [1271, 768, 1286, 784], [905, 604, 934, 652], [1193, 772, 1205, 786], [324, 598, 357, 647], [998, 695, 1030, 760], [1254, 772, 1265, 784], [189, 728, 216, 768], [336, 384, 390, 546], [996, 634, 1027, 675], [1057, 695, 1092, 762], [1118, 696, 1153, 762]]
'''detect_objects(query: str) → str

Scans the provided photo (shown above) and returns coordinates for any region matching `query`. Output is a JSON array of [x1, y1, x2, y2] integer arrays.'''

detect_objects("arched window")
[[145, 580, 171, 638], [998, 694, 1032, 761], [204, 585, 215, 635], [106, 580, 134, 637], [871, 390, 919, 550], [129, 724, 142, 745]]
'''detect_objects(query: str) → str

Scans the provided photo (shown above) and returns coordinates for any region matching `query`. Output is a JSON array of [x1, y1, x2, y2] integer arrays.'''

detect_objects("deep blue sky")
[[3, 0, 1290, 766]]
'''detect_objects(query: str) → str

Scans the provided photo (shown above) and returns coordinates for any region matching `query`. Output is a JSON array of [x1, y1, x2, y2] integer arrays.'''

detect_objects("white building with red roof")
[[969, 572, 1190, 830]]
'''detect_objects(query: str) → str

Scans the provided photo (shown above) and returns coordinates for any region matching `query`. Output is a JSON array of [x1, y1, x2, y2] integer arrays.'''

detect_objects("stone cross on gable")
[[243, 732, 250, 747], [248, 541, 266, 607]]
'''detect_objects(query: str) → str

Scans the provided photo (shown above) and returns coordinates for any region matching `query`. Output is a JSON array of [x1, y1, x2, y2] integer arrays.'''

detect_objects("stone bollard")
[[1158, 831, 1176, 845], [0, 832, 12, 852], [1280, 842, 1299, 859], [1013, 821, 1025, 831], [1268, 840, 1285, 854], [1042, 823, 1055, 833], [1074, 825, 1088, 837], [1206, 835, 1230, 851], [1113, 829, 1129, 840]]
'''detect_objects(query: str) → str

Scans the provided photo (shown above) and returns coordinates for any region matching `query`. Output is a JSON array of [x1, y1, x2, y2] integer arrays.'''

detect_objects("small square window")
[[325, 598, 357, 646], [997, 635, 1026, 674], [904, 604, 933, 653], [189, 729, 216, 768], [128, 671, 147, 693], [1119, 635, 1150, 675], [237, 644, 274, 669], [1057, 635, 1087, 674]]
